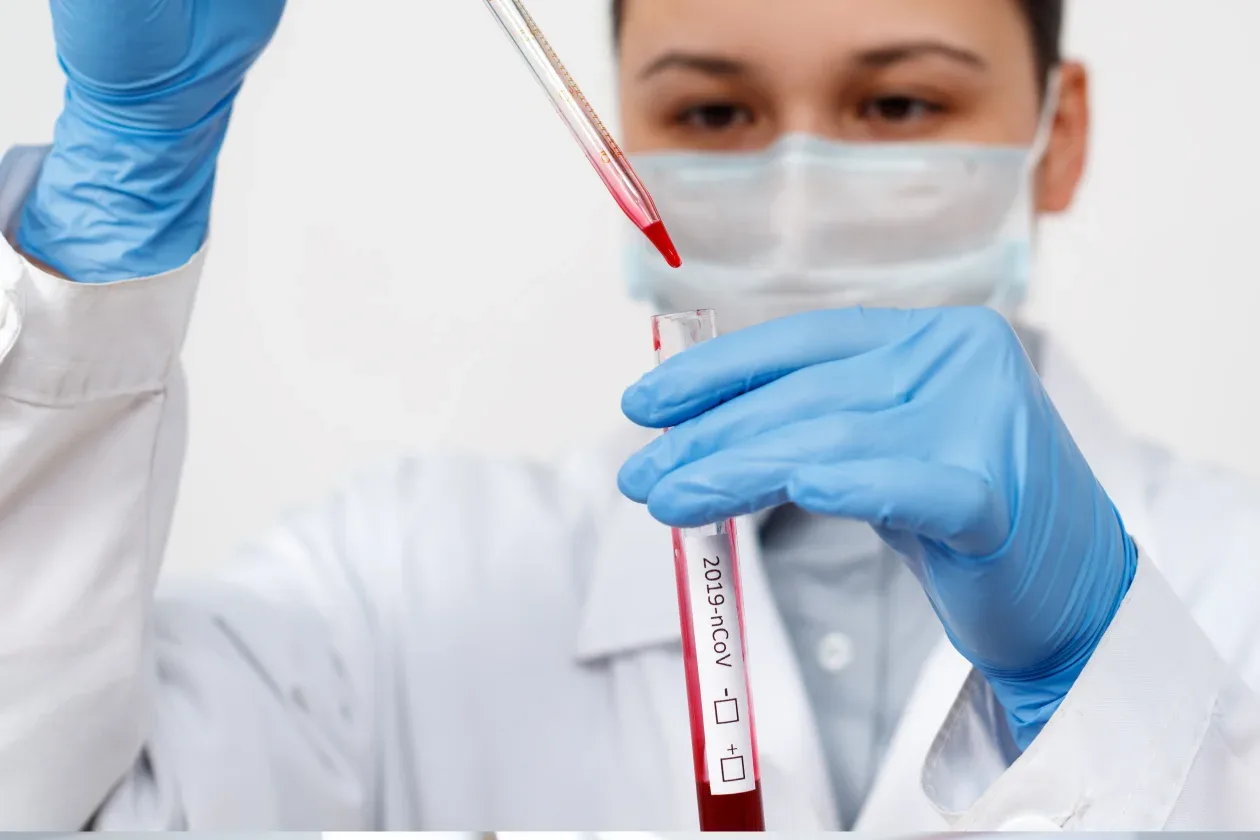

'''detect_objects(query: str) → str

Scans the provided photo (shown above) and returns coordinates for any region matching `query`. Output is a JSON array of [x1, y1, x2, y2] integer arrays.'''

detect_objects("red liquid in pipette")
[[643, 220, 682, 268], [589, 149, 682, 269], [672, 526, 767, 831]]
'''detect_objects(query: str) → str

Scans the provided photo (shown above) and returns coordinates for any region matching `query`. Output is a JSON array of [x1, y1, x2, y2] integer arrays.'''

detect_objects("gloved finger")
[[623, 307, 937, 428], [619, 356, 914, 500], [788, 459, 1009, 556], [50, 0, 192, 86], [639, 416, 892, 526]]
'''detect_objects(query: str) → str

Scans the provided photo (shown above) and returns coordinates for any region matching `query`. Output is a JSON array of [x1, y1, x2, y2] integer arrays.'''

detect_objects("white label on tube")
[[682, 531, 757, 795]]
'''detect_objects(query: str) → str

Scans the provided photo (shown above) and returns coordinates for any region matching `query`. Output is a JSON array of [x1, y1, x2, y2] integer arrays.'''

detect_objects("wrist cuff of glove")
[[987, 528, 1140, 751], [18, 100, 230, 284]]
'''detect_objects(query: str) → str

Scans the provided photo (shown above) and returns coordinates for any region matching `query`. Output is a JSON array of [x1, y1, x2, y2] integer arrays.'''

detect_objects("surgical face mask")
[[625, 77, 1060, 334]]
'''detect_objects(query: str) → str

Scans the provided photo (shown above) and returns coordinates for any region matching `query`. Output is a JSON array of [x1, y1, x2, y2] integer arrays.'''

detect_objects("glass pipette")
[[654, 310, 766, 832], [483, 0, 681, 268]]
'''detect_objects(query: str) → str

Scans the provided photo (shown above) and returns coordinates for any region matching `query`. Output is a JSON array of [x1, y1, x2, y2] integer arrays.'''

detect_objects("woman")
[[1, 0, 1257, 830]]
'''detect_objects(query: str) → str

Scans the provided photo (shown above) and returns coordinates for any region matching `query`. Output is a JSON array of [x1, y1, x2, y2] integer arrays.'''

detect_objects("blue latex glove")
[[619, 307, 1138, 748], [18, 0, 286, 283]]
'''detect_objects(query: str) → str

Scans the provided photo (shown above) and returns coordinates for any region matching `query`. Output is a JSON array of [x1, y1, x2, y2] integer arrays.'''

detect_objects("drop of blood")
[[642, 220, 682, 268]]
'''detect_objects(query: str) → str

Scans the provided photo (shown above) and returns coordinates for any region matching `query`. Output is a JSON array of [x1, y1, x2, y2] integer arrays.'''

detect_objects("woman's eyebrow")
[[856, 40, 988, 69], [635, 40, 985, 82], [637, 52, 747, 81]]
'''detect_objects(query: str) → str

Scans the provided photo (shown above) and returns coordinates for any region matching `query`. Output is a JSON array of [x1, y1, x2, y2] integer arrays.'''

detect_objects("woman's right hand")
[[18, 0, 286, 283]]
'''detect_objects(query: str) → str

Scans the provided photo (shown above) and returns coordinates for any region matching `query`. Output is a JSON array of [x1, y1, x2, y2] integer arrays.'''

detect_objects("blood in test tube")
[[654, 311, 766, 832]]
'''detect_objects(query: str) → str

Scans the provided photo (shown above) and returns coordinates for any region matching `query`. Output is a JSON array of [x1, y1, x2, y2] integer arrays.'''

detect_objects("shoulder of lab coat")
[[919, 340, 1260, 830], [0, 143, 205, 829]]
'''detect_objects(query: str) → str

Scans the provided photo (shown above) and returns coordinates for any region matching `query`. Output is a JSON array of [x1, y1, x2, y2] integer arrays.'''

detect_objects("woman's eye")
[[677, 102, 754, 131], [860, 95, 944, 123]]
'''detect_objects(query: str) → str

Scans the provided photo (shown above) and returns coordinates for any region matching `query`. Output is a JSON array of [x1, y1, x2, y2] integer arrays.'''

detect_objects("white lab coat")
[[1, 145, 1259, 831]]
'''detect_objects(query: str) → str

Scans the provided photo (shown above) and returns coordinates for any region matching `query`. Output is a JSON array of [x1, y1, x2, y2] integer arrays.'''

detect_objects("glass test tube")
[[652, 311, 766, 832]]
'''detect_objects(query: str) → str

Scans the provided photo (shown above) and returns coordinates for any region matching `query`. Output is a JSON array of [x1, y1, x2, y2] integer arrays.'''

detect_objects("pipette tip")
[[643, 221, 682, 268]]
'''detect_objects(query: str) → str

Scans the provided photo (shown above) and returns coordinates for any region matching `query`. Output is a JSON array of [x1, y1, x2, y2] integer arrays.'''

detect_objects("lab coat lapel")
[[853, 638, 970, 831], [572, 482, 691, 825], [575, 489, 836, 829]]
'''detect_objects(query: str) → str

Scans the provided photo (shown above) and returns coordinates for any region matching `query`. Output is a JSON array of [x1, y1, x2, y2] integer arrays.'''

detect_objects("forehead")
[[619, 0, 1034, 70]]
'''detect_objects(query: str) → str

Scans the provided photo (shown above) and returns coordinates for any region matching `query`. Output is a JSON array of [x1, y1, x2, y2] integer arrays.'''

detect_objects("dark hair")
[[610, 0, 1063, 88]]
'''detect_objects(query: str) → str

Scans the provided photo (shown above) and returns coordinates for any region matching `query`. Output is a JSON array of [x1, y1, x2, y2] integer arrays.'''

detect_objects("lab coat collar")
[[573, 449, 776, 662], [573, 471, 681, 662]]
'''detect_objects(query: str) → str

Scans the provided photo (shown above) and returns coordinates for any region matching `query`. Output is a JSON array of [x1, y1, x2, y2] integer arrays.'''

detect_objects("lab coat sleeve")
[[0, 148, 202, 828], [923, 551, 1260, 830], [0, 147, 380, 829]]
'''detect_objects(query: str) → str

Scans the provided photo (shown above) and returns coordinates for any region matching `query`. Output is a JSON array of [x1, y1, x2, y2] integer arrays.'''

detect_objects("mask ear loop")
[[1026, 68, 1063, 174], [995, 70, 1062, 317]]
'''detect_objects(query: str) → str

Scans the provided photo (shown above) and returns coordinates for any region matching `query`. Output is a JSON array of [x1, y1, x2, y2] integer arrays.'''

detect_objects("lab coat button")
[[817, 632, 854, 673], [998, 814, 1063, 831]]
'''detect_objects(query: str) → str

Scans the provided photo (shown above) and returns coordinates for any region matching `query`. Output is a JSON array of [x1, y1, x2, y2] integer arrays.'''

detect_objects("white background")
[[0, 0, 1257, 573]]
